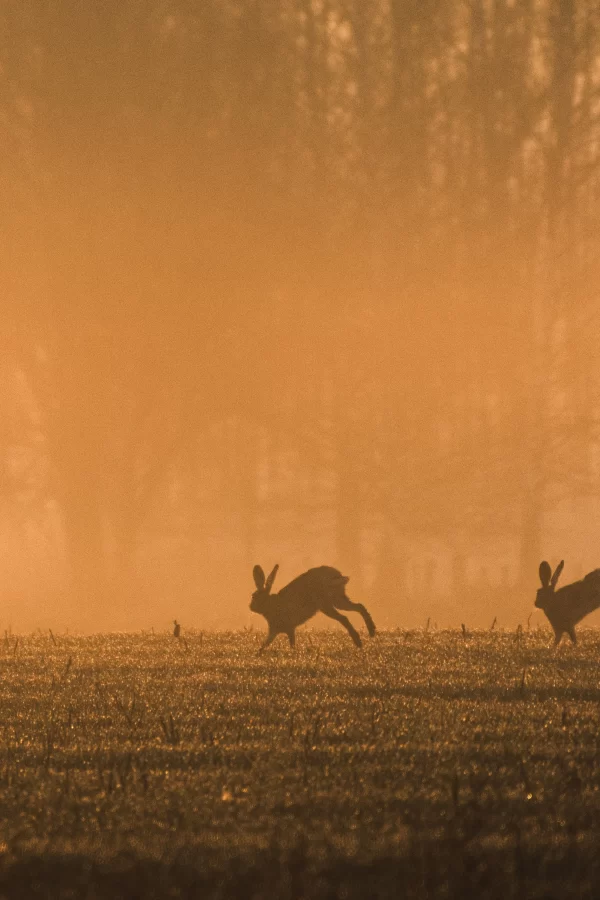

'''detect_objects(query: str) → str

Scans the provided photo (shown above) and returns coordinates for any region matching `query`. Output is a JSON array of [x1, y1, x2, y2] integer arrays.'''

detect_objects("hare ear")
[[265, 564, 279, 593], [253, 565, 265, 590], [539, 561, 551, 587], [551, 560, 565, 589]]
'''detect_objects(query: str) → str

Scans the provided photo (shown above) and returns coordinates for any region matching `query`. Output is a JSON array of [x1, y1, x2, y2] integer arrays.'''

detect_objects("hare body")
[[250, 564, 376, 651], [535, 560, 600, 644]]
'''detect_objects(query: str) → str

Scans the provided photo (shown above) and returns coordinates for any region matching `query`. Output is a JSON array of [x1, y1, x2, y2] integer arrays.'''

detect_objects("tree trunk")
[[58, 477, 108, 622], [372, 519, 405, 622], [518, 489, 544, 592], [334, 428, 363, 588]]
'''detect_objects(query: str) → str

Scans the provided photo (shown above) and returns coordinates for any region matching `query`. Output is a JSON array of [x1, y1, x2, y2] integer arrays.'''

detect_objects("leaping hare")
[[535, 559, 600, 645], [250, 564, 376, 651]]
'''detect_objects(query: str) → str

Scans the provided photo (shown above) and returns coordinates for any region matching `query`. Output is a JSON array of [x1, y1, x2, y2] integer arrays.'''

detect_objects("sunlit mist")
[[1, 1, 599, 632]]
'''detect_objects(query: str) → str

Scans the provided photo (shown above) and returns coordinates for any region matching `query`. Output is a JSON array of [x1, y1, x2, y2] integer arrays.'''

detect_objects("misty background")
[[1, 0, 599, 631]]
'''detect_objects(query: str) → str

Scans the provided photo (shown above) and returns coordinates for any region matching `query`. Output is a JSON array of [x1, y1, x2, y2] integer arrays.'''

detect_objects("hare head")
[[535, 559, 564, 609], [250, 564, 279, 615]]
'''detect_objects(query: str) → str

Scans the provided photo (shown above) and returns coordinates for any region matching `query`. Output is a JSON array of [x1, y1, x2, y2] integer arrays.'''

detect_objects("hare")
[[250, 564, 376, 651], [535, 559, 600, 645]]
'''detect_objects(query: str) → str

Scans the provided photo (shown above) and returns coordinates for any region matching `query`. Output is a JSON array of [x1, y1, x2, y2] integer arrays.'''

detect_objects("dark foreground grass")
[[0, 628, 598, 897]]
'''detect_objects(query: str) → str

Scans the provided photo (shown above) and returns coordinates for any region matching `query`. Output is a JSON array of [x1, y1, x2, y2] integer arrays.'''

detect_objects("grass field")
[[0, 627, 598, 897]]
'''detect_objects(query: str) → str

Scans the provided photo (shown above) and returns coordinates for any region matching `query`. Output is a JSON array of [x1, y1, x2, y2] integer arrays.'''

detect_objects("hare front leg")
[[287, 630, 296, 649], [567, 626, 577, 645], [552, 627, 563, 646], [259, 629, 277, 653], [321, 607, 362, 648]]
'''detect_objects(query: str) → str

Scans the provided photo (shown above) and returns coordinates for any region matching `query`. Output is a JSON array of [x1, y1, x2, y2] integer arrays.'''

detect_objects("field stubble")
[[0, 627, 597, 897]]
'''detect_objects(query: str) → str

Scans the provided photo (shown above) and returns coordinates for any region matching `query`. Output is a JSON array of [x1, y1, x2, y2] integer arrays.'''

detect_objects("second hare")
[[535, 559, 600, 645], [250, 564, 376, 652]]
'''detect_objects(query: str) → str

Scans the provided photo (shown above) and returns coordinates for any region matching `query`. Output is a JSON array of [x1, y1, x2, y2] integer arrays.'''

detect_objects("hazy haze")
[[1, 0, 600, 631]]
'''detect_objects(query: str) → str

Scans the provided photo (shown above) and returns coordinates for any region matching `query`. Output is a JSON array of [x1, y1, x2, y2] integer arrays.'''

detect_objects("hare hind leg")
[[321, 606, 362, 647], [334, 597, 376, 637]]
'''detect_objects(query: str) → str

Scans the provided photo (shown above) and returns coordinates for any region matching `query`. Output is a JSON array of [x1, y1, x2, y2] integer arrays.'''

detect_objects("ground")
[[0, 627, 598, 897]]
